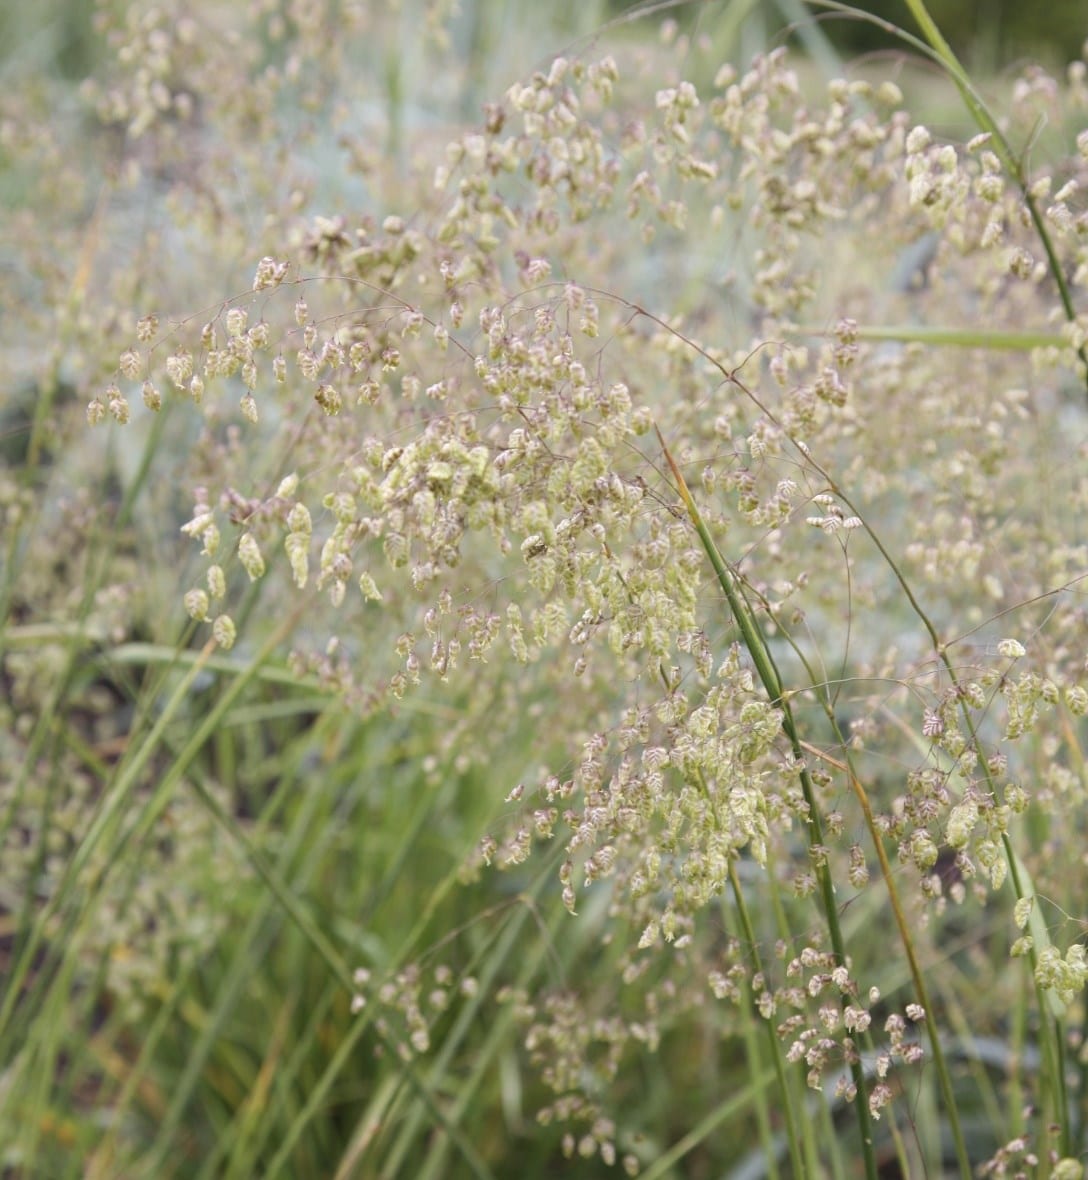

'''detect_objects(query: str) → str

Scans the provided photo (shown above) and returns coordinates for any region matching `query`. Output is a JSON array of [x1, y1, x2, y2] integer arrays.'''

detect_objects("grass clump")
[[2, 1, 1088, 1176]]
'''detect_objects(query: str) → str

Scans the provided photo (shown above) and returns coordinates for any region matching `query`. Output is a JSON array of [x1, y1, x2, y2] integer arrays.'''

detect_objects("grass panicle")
[[2, 1, 1087, 1176]]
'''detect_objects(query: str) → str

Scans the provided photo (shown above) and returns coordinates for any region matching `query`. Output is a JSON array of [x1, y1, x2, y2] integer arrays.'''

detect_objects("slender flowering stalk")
[[807, 737, 972, 1178], [726, 857, 807, 1178], [812, 0, 1088, 392], [724, 344, 1078, 1166], [826, 480, 1076, 1160], [655, 423, 879, 1180], [902, 0, 1088, 388]]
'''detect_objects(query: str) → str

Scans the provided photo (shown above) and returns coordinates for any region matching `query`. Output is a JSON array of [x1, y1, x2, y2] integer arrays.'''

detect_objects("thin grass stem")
[[655, 423, 880, 1180]]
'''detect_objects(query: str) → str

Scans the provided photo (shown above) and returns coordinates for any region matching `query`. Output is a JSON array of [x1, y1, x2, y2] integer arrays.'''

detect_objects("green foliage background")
[[5, 1, 1087, 81]]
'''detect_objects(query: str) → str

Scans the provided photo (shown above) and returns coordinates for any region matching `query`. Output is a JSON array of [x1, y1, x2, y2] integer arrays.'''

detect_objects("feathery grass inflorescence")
[[2, 1, 1088, 1175]]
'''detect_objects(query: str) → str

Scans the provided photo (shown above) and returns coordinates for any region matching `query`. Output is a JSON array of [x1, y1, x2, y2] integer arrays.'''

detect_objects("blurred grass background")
[[2, 0, 1082, 81]]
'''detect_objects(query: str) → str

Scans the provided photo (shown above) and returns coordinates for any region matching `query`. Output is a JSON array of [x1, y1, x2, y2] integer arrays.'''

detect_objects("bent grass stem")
[[655, 423, 882, 1180]]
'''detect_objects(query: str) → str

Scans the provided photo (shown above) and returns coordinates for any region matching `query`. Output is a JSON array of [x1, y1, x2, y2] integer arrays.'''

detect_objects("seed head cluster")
[[52, 7, 1088, 1165]]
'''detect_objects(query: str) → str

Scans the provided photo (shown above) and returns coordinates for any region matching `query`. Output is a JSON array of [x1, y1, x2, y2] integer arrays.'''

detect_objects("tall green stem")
[[656, 425, 879, 1180]]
